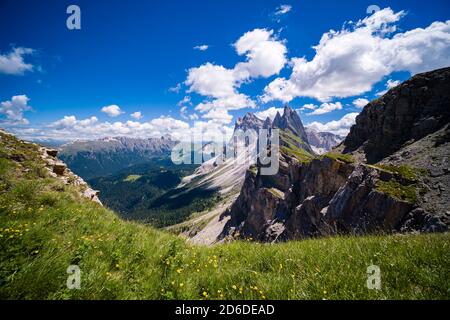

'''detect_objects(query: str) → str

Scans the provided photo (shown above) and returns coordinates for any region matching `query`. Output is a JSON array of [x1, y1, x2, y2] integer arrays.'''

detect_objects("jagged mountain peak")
[[273, 106, 307, 137], [263, 117, 272, 129], [271, 105, 313, 154], [234, 112, 265, 132]]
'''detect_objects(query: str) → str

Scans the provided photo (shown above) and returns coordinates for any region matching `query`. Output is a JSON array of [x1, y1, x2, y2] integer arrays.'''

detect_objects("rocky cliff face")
[[220, 67, 450, 242], [343, 67, 450, 163], [0, 130, 102, 205]]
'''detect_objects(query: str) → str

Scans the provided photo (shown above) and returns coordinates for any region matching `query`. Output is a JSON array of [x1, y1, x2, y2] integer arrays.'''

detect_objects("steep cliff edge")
[[0, 129, 102, 205], [221, 67, 450, 242]]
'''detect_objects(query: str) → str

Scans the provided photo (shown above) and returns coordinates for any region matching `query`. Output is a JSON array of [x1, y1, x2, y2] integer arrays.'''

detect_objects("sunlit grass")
[[0, 131, 449, 300]]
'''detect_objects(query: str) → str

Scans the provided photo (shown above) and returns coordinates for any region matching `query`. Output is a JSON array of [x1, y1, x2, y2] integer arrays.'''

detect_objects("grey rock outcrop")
[[220, 67, 450, 242], [40, 146, 102, 205], [343, 67, 450, 163]]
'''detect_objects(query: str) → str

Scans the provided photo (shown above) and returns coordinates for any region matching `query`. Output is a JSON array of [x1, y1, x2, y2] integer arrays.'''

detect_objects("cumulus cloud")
[[14, 106, 237, 145], [0, 95, 32, 125], [194, 44, 209, 51], [202, 108, 233, 124], [306, 113, 359, 136], [0, 47, 34, 75], [353, 98, 370, 108], [262, 8, 450, 103], [101, 105, 123, 117], [186, 63, 236, 99], [131, 111, 143, 120], [300, 104, 318, 111], [34, 114, 193, 141], [185, 28, 287, 124], [254, 107, 284, 121], [49, 115, 98, 129], [234, 28, 287, 80], [308, 102, 343, 115]]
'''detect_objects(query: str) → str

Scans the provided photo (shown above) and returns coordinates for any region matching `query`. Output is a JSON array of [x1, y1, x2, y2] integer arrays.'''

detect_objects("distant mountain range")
[[59, 136, 176, 179], [305, 129, 344, 155]]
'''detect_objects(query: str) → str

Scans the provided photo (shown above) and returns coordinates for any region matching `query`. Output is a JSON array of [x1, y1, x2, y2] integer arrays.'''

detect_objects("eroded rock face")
[[324, 165, 413, 234], [223, 156, 443, 242], [344, 67, 450, 163], [220, 68, 450, 242], [40, 146, 102, 205]]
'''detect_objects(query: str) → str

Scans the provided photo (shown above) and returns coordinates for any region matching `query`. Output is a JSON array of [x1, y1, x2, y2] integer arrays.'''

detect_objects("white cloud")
[[376, 78, 402, 96], [101, 105, 123, 117], [50, 115, 77, 128], [0, 47, 34, 75], [300, 103, 318, 111], [0, 94, 32, 125], [272, 4, 292, 22], [185, 28, 287, 124], [202, 108, 233, 124], [308, 102, 342, 115], [186, 63, 236, 99], [131, 111, 143, 120], [194, 45, 209, 51], [195, 93, 255, 113], [180, 106, 188, 119], [262, 9, 450, 103], [39, 115, 193, 141], [189, 113, 199, 120], [306, 112, 359, 136], [386, 79, 401, 89], [254, 107, 284, 121], [353, 98, 370, 108], [275, 4, 292, 16], [234, 28, 287, 79], [79, 116, 98, 126], [168, 83, 182, 93], [177, 96, 192, 107], [49, 115, 98, 129]]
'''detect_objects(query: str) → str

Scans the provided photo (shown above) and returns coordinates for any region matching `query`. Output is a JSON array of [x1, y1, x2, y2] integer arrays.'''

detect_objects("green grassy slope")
[[0, 132, 449, 300]]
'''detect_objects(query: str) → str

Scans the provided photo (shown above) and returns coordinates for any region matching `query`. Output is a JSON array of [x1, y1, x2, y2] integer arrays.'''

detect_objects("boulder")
[[53, 162, 67, 175], [45, 148, 58, 157]]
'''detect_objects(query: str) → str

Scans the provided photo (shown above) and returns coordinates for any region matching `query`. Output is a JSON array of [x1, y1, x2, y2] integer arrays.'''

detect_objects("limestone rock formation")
[[39, 146, 102, 205], [220, 67, 450, 242]]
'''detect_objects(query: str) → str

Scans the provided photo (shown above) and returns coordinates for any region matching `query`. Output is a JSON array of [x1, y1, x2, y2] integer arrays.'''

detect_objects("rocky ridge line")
[[219, 67, 450, 242], [39, 146, 102, 205]]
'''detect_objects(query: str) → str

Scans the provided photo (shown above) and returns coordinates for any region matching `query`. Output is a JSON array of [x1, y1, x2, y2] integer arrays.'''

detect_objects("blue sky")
[[1, 0, 449, 141]]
